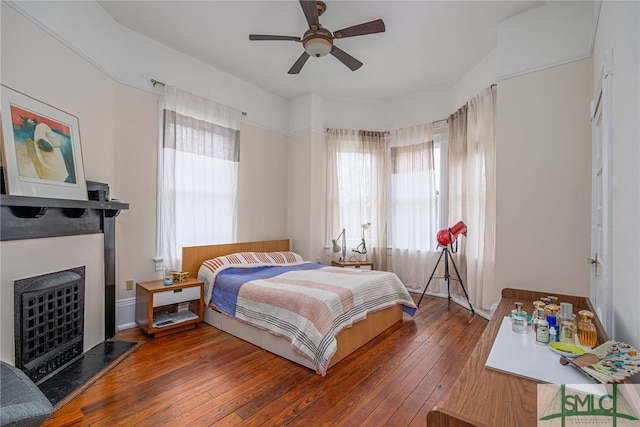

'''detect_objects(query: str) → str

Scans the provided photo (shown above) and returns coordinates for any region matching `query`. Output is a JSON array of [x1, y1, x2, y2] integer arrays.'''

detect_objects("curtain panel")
[[326, 129, 389, 271], [389, 123, 441, 290], [448, 86, 497, 310], [159, 85, 242, 270]]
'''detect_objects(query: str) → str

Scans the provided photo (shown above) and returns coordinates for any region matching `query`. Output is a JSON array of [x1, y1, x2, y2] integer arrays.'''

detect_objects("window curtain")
[[326, 129, 389, 271], [389, 124, 441, 289], [448, 86, 497, 310], [159, 85, 242, 271]]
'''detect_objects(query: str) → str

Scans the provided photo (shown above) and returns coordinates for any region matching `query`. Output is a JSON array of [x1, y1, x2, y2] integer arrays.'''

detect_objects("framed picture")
[[0, 85, 87, 200]]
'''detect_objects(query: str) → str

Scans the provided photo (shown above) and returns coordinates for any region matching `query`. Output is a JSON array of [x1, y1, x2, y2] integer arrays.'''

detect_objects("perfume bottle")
[[547, 314, 558, 343], [577, 310, 597, 347], [530, 301, 546, 335], [511, 302, 528, 334], [559, 302, 576, 343], [533, 308, 550, 345]]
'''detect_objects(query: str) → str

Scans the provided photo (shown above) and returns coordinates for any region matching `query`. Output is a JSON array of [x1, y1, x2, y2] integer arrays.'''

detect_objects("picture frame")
[[0, 85, 87, 200]]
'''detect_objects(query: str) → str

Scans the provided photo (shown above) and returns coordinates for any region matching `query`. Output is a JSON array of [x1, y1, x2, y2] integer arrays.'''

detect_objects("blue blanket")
[[213, 263, 325, 316]]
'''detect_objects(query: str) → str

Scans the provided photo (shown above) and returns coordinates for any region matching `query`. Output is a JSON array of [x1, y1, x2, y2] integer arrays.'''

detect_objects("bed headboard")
[[181, 239, 290, 278]]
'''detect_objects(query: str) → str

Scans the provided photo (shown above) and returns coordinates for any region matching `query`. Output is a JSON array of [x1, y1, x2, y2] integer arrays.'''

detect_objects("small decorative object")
[[0, 85, 87, 200], [163, 266, 174, 286], [577, 309, 597, 347], [352, 222, 371, 261], [172, 271, 190, 282], [560, 340, 640, 383], [511, 302, 528, 334]]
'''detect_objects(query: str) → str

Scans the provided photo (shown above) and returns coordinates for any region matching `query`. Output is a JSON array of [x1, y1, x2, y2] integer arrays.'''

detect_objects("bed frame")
[[182, 239, 404, 373]]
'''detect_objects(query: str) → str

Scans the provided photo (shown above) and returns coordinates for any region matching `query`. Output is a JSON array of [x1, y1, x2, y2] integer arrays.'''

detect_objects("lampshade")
[[304, 36, 332, 57], [331, 228, 346, 261]]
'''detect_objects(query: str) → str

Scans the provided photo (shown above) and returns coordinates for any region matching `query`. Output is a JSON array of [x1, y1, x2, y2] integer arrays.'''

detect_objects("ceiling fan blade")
[[333, 19, 385, 39], [288, 52, 311, 74], [330, 46, 363, 71], [249, 34, 301, 42], [299, 0, 320, 30]]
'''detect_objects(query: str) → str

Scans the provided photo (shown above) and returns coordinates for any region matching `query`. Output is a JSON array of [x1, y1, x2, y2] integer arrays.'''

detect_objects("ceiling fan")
[[249, 0, 385, 74]]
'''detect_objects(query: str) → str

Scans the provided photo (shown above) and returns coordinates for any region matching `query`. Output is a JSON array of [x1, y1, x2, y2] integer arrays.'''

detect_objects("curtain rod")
[[151, 79, 247, 116]]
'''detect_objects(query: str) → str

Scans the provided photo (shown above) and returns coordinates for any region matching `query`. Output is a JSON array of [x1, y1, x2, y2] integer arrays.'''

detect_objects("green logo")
[[539, 384, 639, 426]]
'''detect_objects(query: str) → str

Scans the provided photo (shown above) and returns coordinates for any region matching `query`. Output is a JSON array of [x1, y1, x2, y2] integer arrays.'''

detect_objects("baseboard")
[[116, 297, 137, 331]]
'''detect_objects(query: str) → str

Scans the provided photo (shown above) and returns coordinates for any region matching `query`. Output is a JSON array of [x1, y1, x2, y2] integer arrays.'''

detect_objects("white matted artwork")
[[0, 85, 87, 200]]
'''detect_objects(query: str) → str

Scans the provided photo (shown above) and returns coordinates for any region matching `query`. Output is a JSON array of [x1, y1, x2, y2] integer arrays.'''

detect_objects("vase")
[[359, 253, 367, 262]]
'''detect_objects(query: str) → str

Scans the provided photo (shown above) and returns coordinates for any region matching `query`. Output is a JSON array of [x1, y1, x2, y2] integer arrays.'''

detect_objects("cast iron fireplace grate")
[[15, 266, 85, 385]]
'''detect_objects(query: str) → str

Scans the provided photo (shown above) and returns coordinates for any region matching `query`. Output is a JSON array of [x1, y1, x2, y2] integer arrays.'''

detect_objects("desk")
[[427, 288, 610, 427]]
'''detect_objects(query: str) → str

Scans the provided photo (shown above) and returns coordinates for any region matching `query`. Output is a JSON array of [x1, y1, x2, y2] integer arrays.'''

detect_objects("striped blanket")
[[198, 252, 416, 375]]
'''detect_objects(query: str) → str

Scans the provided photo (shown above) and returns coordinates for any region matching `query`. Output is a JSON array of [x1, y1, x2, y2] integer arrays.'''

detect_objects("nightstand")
[[331, 260, 375, 270], [135, 277, 204, 337]]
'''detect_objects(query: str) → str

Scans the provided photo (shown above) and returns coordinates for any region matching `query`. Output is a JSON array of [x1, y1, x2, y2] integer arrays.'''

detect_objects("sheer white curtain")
[[326, 129, 388, 270], [448, 86, 497, 310], [389, 124, 441, 289], [159, 85, 242, 271]]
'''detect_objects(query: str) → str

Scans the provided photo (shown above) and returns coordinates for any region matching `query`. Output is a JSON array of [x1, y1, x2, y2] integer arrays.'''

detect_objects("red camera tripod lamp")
[[417, 220, 474, 315]]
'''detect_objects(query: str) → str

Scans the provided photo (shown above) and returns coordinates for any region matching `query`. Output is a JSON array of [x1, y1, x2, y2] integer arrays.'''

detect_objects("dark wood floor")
[[43, 294, 486, 426]]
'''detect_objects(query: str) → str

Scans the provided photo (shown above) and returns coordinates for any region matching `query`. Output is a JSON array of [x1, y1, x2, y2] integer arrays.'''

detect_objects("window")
[[157, 86, 242, 270]]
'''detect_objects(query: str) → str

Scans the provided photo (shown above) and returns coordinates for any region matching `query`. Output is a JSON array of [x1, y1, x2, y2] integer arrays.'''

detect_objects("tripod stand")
[[417, 246, 474, 314]]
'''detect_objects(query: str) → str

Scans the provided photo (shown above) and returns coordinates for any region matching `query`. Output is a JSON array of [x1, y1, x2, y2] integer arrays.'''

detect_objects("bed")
[[182, 239, 416, 375]]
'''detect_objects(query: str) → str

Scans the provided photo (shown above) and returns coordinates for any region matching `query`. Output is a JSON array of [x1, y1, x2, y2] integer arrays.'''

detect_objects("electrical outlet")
[[126, 280, 134, 291]]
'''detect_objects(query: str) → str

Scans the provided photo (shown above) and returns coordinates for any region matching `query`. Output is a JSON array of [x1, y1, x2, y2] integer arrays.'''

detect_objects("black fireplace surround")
[[1, 178, 128, 339]]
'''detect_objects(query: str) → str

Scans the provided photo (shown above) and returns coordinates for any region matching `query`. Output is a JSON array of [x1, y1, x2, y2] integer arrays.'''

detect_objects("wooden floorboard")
[[43, 294, 486, 427]]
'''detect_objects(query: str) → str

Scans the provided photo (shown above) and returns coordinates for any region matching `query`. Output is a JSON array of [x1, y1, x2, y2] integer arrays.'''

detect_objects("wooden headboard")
[[181, 239, 290, 278]]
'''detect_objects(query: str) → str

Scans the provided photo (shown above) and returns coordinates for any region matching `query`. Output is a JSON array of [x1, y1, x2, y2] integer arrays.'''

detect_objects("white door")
[[590, 49, 613, 336]]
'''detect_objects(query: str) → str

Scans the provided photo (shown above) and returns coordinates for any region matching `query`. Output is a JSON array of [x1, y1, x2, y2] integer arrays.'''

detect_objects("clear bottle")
[[577, 310, 597, 347], [533, 308, 550, 345], [559, 302, 576, 343], [530, 301, 546, 335], [511, 302, 528, 334]]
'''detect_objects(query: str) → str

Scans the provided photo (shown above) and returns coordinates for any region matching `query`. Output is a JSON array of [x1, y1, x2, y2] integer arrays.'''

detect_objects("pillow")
[[198, 252, 307, 303]]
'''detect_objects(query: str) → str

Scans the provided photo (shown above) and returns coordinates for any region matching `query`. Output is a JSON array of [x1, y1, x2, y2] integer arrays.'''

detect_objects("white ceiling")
[[98, 1, 543, 102]]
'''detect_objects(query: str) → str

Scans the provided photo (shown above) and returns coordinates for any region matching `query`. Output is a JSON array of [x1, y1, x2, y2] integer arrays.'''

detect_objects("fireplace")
[[14, 267, 86, 384], [1, 181, 128, 344]]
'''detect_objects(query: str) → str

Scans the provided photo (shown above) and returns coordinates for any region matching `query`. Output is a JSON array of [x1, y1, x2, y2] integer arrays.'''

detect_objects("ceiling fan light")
[[304, 37, 332, 57]]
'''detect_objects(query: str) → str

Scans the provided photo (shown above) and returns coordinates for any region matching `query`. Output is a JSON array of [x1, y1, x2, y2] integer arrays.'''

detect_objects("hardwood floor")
[[43, 295, 486, 426]]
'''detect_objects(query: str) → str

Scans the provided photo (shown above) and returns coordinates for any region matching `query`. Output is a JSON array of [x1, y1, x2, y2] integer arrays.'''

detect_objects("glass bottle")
[[547, 314, 559, 343], [577, 310, 597, 347], [559, 302, 576, 343], [533, 308, 550, 345], [511, 302, 528, 334], [531, 301, 546, 334]]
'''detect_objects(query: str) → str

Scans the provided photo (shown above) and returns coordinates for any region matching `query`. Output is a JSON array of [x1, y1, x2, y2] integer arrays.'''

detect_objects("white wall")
[[237, 123, 289, 243], [497, 1, 594, 80], [495, 58, 593, 301], [8, 0, 291, 135], [591, 1, 640, 348]]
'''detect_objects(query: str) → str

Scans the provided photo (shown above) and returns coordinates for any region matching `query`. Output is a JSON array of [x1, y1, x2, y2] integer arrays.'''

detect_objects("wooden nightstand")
[[331, 260, 375, 270], [135, 277, 204, 337]]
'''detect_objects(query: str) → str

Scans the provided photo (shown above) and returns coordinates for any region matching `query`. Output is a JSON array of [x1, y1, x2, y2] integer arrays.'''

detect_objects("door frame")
[[590, 48, 614, 336]]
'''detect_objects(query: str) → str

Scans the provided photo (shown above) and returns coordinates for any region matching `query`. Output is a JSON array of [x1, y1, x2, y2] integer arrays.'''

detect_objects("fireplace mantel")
[[1, 193, 129, 339], [1, 194, 128, 241]]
